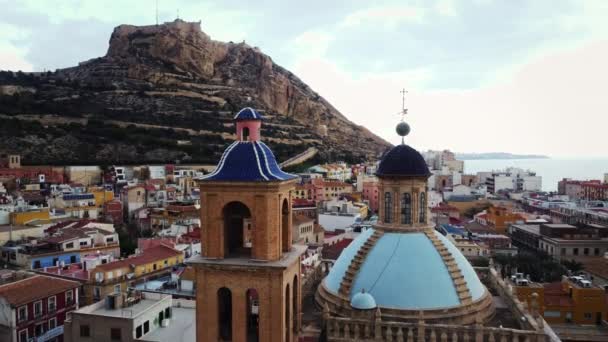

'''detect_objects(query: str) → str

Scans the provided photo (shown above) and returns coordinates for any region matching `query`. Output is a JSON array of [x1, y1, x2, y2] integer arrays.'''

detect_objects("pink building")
[[362, 180, 379, 212]]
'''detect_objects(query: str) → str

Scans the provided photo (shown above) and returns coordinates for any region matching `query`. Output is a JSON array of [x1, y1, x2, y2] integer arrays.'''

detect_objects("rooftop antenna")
[[177, 8, 180, 20], [155, 0, 159, 25]]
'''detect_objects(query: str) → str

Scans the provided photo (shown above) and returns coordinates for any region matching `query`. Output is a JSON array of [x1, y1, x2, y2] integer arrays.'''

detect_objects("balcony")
[[35, 325, 64, 342]]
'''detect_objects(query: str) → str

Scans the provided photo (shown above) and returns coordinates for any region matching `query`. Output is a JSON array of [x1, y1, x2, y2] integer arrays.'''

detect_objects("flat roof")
[[140, 307, 195, 342], [89, 298, 166, 318], [511, 224, 540, 235]]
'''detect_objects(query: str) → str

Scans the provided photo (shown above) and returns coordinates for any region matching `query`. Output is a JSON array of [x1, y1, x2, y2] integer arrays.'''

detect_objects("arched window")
[[285, 283, 291, 342], [419, 192, 427, 223], [223, 202, 252, 257], [384, 192, 393, 223], [400, 193, 412, 224], [246, 289, 259, 342], [281, 199, 290, 253], [242, 127, 250, 141], [218, 287, 232, 341], [293, 275, 298, 334]]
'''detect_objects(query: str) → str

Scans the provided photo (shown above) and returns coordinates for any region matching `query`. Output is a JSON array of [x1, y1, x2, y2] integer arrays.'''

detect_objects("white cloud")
[[338, 5, 427, 29], [292, 39, 608, 158], [435, 0, 458, 17], [0, 50, 33, 71]]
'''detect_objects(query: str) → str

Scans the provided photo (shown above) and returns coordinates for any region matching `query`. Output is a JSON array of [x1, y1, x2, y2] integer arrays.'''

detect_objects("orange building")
[[515, 277, 608, 325], [485, 205, 524, 234]]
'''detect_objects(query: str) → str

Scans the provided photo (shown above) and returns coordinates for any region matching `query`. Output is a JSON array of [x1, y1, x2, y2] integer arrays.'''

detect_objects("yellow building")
[[9, 208, 50, 225], [85, 244, 184, 304], [89, 187, 115, 208]]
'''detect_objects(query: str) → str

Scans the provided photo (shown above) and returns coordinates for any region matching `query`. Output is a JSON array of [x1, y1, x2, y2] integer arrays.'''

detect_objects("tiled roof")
[[322, 238, 353, 260], [233, 107, 263, 121], [94, 244, 181, 272], [293, 215, 315, 226], [0, 275, 79, 307], [202, 141, 297, 182]]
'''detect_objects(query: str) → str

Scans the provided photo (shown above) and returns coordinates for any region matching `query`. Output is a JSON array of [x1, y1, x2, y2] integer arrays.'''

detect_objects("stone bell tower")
[[191, 108, 306, 342]]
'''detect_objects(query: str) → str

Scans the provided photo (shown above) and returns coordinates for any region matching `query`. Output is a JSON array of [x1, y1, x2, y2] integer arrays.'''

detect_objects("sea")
[[464, 158, 608, 192]]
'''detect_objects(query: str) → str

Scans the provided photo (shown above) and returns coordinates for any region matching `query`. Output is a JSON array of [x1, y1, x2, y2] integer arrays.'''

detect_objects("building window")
[[561, 248, 566, 255], [80, 325, 90, 337], [48, 296, 56, 312], [66, 290, 74, 305], [17, 305, 27, 322], [80, 241, 88, 246], [18, 329, 27, 342], [419, 192, 427, 223], [143, 321, 150, 334], [48, 317, 57, 330], [35, 323, 44, 337], [400, 193, 412, 224], [595, 248, 600, 256], [111, 328, 121, 341], [136, 325, 143, 338], [573, 248, 579, 256], [65, 242, 74, 249], [114, 284, 121, 294], [34, 300, 43, 317], [384, 192, 393, 223], [584, 312, 592, 320]]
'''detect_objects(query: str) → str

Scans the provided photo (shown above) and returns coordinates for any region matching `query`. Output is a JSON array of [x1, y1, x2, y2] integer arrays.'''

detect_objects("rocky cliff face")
[[0, 20, 390, 165]]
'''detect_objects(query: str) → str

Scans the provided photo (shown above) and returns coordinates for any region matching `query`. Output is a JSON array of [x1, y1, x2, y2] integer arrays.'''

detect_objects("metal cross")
[[400, 88, 408, 121]]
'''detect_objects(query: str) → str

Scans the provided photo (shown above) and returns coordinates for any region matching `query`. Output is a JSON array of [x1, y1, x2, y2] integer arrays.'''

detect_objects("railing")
[[324, 314, 548, 342], [35, 325, 63, 342]]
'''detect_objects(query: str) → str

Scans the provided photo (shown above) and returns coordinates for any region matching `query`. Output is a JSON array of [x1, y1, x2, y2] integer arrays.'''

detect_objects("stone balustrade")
[[324, 315, 548, 342]]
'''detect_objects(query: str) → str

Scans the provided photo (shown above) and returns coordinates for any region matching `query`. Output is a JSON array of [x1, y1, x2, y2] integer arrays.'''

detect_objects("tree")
[[561, 259, 584, 274]]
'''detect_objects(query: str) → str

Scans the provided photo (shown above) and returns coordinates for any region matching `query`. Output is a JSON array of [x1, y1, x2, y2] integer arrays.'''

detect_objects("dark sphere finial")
[[396, 121, 410, 137]]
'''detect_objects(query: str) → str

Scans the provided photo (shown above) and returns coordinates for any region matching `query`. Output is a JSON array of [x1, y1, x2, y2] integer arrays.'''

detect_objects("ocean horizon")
[[463, 158, 608, 192]]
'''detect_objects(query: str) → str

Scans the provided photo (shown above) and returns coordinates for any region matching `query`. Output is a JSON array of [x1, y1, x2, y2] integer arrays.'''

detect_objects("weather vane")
[[396, 88, 411, 144], [400, 88, 408, 121]]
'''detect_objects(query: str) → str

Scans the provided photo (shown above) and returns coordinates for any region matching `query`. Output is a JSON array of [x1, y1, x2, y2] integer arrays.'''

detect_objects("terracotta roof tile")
[[0, 275, 79, 307], [94, 244, 181, 272]]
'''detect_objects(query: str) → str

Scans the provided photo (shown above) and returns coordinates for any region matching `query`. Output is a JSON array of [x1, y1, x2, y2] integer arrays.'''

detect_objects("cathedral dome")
[[350, 290, 377, 310], [376, 144, 430, 177], [323, 229, 488, 312]]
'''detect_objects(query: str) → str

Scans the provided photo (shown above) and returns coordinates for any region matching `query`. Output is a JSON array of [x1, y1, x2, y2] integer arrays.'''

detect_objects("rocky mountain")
[[0, 20, 390, 166]]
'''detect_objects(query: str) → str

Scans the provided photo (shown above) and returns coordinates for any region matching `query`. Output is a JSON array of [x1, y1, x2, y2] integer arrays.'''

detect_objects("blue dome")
[[202, 141, 297, 182], [234, 107, 263, 121], [351, 290, 377, 310], [324, 229, 486, 310], [376, 144, 430, 177]]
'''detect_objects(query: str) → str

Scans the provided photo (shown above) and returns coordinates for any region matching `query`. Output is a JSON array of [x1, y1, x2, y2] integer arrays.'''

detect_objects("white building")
[[480, 168, 542, 193]]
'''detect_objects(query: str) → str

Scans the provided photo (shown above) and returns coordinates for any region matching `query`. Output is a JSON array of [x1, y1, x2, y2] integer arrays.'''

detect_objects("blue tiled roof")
[[202, 141, 297, 182], [233, 107, 263, 121], [439, 224, 466, 236], [63, 193, 95, 201], [376, 144, 430, 177], [351, 290, 377, 310], [325, 229, 486, 310]]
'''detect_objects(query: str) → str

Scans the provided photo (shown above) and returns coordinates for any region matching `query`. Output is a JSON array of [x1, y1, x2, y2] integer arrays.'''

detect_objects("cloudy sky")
[[1, 0, 607, 158]]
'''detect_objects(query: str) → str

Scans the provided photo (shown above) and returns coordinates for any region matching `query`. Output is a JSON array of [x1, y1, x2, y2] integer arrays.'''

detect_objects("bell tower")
[[191, 108, 305, 342]]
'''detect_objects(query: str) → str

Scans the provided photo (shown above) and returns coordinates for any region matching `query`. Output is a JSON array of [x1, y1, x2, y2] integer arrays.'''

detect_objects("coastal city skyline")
[[1, 0, 608, 157], [1, 2, 608, 342]]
